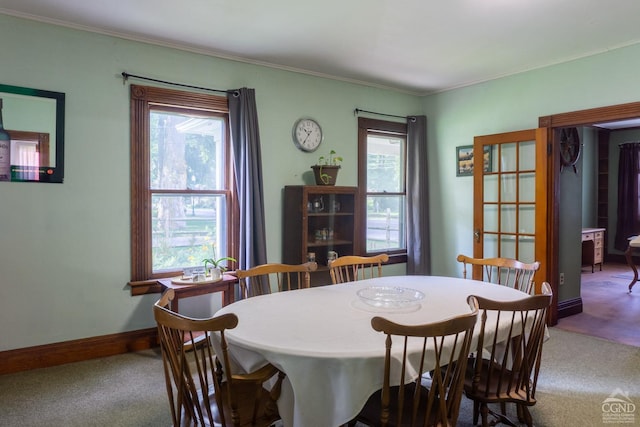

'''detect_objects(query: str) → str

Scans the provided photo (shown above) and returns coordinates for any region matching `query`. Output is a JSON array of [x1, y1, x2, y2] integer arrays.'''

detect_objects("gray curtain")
[[614, 142, 640, 251], [406, 115, 430, 274], [228, 88, 268, 271]]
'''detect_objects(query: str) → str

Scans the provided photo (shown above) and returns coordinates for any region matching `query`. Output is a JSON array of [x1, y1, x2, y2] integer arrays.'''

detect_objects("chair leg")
[[518, 404, 533, 427], [480, 403, 489, 427], [516, 403, 524, 423], [473, 400, 480, 425]]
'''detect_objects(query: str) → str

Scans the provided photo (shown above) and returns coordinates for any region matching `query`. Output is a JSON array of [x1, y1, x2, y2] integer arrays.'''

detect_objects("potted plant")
[[311, 149, 343, 185], [203, 244, 236, 280]]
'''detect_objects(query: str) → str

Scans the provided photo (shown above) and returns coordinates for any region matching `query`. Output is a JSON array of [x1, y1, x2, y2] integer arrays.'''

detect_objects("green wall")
[[2, 12, 640, 352], [422, 45, 640, 301], [0, 14, 415, 351]]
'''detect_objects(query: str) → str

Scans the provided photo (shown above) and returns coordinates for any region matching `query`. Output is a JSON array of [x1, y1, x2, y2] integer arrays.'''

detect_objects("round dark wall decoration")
[[560, 127, 581, 173]]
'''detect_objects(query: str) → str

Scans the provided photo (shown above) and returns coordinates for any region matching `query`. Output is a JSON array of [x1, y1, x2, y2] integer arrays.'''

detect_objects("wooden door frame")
[[539, 101, 640, 325]]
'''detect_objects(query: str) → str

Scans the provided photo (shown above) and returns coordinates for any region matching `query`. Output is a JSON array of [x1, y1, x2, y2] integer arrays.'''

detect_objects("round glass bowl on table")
[[356, 286, 425, 309]]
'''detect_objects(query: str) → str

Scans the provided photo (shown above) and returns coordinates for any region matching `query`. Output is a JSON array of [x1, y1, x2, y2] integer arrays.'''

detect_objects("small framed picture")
[[456, 145, 492, 177]]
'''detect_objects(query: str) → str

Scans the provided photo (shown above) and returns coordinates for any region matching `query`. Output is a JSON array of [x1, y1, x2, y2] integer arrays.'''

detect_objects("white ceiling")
[[3, 0, 640, 94]]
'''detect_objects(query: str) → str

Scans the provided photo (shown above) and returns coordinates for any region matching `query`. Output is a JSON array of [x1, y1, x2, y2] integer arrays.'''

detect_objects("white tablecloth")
[[215, 275, 530, 427]]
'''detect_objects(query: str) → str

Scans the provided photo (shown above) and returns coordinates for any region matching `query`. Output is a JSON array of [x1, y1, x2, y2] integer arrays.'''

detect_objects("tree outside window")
[[130, 85, 235, 281]]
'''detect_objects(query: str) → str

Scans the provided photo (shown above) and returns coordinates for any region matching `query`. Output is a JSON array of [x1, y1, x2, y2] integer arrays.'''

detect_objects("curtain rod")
[[354, 108, 417, 122], [618, 141, 640, 147], [121, 72, 237, 96]]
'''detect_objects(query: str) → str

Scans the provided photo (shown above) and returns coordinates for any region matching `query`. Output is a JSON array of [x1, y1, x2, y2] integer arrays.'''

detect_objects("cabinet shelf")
[[307, 212, 354, 217], [307, 239, 353, 248]]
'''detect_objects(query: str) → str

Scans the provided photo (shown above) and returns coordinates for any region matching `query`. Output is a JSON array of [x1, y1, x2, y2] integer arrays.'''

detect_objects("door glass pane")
[[501, 174, 517, 202], [518, 235, 536, 263], [500, 235, 517, 258], [486, 145, 496, 174], [483, 234, 498, 257], [484, 205, 498, 232], [500, 204, 517, 233], [500, 143, 517, 172], [518, 172, 535, 203], [519, 205, 535, 234], [518, 140, 536, 170], [484, 173, 498, 203]]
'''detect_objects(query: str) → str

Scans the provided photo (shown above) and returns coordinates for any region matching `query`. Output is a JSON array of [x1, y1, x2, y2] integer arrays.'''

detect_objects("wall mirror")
[[0, 83, 65, 183]]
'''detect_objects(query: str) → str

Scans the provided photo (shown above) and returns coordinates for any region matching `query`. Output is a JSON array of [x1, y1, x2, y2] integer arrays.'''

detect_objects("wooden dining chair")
[[464, 282, 552, 427], [354, 295, 479, 427], [329, 254, 389, 284], [153, 289, 285, 427], [235, 261, 318, 298], [456, 254, 540, 294]]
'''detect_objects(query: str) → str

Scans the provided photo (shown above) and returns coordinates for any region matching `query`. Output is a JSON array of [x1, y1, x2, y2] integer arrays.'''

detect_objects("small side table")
[[158, 274, 237, 312], [624, 236, 640, 293], [581, 228, 605, 273]]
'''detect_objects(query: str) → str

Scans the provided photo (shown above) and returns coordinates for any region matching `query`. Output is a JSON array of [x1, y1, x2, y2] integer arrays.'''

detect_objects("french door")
[[473, 129, 549, 294]]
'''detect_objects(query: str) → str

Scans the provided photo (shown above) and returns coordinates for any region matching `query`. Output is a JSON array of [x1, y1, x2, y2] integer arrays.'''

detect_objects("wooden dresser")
[[582, 228, 605, 273]]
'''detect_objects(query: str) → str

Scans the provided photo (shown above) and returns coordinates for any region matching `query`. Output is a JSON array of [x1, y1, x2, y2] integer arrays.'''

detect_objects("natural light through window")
[[365, 133, 406, 253], [149, 110, 229, 273]]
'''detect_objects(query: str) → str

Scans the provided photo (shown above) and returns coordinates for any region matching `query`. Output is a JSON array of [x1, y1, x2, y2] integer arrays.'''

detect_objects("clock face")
[[293, 118, 323, 152]]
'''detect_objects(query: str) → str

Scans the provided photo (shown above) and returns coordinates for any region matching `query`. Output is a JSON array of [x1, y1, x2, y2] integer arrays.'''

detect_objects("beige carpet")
[[1, 328, 639, 426]]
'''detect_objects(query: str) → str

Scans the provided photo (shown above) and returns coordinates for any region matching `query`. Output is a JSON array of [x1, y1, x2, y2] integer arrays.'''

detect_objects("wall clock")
[[560, 127, 581, 173], [292, 118, 323, 152]]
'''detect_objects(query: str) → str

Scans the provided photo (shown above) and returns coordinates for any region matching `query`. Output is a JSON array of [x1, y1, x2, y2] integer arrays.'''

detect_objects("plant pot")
[[207, 267, 223, 281], [311, 165, 340, 186]]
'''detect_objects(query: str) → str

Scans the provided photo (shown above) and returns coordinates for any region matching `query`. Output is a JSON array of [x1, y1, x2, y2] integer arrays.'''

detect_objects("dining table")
[[214, 275, 533, 427]]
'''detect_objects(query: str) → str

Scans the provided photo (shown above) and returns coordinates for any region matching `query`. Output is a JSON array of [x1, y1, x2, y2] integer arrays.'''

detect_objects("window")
[[358, 118, 407, 261], [130, 85, 236, 281]]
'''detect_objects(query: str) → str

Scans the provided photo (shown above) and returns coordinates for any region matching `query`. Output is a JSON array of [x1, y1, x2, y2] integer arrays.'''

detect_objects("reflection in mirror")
[[9, 130, 50, 181], [0, 84, 64, 183]]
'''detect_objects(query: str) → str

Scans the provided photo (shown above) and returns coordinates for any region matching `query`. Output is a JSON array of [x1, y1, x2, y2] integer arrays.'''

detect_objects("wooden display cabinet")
[[283, 186, 359, 283]]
